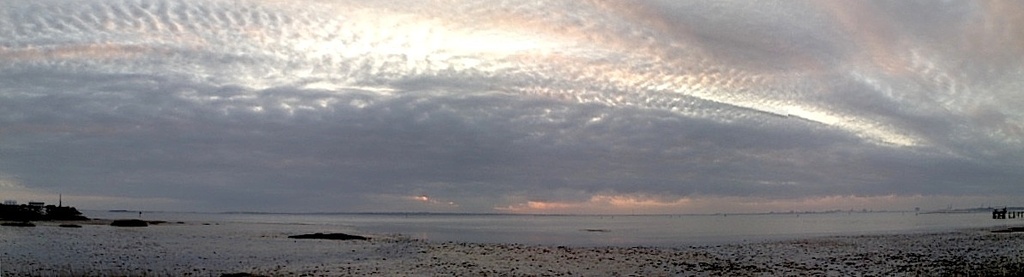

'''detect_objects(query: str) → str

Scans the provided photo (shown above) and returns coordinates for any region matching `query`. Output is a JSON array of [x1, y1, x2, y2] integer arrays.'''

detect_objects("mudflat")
[[2, 220, 1022, 276]]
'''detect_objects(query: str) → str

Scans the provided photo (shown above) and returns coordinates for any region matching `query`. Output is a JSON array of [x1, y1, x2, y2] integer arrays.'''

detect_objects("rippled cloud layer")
[[1, 0, 1022, 213]]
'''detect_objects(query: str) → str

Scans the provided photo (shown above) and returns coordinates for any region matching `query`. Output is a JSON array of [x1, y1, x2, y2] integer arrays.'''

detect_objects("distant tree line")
[[0, 203, 88, 221]]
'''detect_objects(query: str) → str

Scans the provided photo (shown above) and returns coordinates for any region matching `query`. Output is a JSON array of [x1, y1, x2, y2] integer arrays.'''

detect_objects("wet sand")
[[2, 220, 1022, 276]]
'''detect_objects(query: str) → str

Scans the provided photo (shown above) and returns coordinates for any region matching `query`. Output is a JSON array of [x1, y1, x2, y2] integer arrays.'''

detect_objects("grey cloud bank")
[[1, 0, 1022, 213]]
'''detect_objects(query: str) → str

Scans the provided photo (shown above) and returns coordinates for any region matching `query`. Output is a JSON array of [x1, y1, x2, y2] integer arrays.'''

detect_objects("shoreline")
[[2, 220, 1023, 276], [76, 210, 1024, 247]]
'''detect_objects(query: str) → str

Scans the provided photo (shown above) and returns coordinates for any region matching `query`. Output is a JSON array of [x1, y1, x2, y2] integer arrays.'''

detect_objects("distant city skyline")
[[2, 0, 1023, 214]]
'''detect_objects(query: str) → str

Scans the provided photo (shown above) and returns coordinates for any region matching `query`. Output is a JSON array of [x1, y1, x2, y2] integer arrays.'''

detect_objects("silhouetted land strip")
[[0, 203, 88, 221], [288, 232, 369, 240], [991, 226, 1024, 233], [220, 273, 267, 277], [1, 221, 36, 227], [110, 219, 149, 227]]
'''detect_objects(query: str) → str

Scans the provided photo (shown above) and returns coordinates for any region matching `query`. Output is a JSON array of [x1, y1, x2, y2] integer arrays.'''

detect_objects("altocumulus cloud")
[[1, 0, 1022, 213]]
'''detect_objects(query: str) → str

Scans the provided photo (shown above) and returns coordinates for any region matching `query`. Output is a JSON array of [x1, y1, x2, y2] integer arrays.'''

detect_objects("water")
[[83, 210, 1013, 247]]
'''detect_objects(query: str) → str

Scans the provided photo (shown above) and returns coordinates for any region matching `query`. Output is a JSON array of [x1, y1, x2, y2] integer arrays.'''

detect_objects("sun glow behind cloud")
[[496, 194, 1016, 215]]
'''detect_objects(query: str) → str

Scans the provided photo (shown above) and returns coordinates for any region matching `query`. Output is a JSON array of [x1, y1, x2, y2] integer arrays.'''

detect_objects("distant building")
[[3, 200, 15, 205], [994, 208, 1007, 219], [28, 201, 45, 207]]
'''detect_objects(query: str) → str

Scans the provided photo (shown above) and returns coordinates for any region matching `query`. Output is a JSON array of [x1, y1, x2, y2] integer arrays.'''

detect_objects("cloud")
[[0, 174, 25, 190], [0, 0, 1022, 213]]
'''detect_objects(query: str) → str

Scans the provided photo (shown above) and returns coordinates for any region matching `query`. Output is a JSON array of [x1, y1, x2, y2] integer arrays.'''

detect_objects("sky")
[[1, 0, 1022, 214]]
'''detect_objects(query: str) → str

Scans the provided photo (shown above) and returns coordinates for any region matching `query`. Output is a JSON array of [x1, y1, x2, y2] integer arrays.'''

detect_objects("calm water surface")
[[84, 211, 1012, 247]]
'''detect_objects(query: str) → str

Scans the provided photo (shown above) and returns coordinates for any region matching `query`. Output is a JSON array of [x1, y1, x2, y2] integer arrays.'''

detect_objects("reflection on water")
[[84, 211, 1011, 246]]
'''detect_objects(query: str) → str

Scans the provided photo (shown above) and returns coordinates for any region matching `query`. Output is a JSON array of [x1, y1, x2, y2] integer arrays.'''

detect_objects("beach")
[[2, 219, 1023, 276]]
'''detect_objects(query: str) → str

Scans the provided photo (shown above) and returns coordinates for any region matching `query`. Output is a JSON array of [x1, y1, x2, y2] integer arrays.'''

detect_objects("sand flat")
[[2, 220, 1023, 276]]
